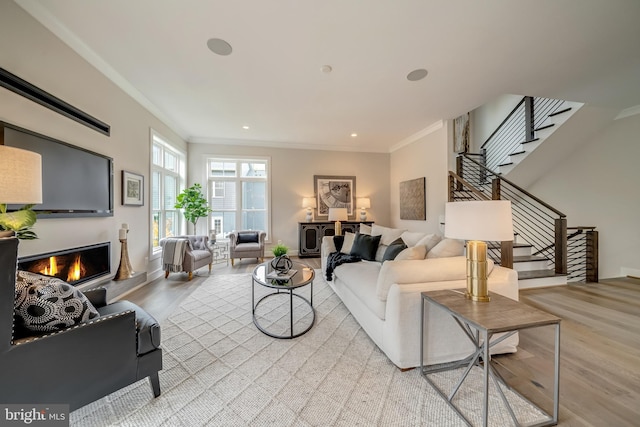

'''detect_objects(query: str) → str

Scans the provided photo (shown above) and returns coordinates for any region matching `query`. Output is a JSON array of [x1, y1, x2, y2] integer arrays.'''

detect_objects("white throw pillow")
[[371, 224, 406, 246], [426, 238, 464, 258], [399, 231, 427, 247], [415, 234, 442, 252], [375, 244, 388, 262], [340, 232, 356, 254], [395, 245, 427, 260], [359, 223, 372, 235]]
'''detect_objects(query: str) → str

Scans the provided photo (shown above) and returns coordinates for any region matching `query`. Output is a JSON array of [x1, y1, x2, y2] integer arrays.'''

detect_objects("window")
[[208, 157, 269, 240], [151, 133, 185, 252]]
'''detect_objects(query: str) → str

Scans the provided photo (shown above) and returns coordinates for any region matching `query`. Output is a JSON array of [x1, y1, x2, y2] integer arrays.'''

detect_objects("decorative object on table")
[[174, 183, 212, 231], [453, 112, 470, 153], [314, 175, 356, 220], [121, 170, 144, 206], [209, 229, 217, 244], [271, 240, 289, 257], [266, 268, 298, 281], [399, 177, 426, 220], [302, 197, 316, 222], [328, 207, 348, 236], [444, 200, 514, 302], [0, 145, 42, 239], [356, 197, 371, 221], [115, 223, 134, 280], [270, 250, 293, 274]]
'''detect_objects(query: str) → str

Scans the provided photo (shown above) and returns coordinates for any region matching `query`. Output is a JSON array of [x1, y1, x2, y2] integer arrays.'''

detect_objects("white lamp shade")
[[302, 197, 317, 209], [444, 200, 513, 241], [357, 197, 371, 209], [0, 145, 43, 204], [328, 207, 348, 221]]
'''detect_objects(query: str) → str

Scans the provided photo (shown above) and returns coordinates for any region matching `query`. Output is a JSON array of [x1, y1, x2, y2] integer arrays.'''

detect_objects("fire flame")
[[43, 256, 58, 276], [67, 255, 82, 282]]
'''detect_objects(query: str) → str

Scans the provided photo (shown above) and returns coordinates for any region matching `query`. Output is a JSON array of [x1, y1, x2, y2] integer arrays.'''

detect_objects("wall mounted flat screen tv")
[[1, 122, 114, 218]]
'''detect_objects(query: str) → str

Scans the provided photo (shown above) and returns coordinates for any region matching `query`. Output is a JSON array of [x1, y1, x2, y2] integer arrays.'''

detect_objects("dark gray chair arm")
[[83, 287, 108, 307]]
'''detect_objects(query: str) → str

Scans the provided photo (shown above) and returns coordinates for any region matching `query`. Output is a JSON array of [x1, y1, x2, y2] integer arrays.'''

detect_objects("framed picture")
[[453, 112, 470, 153], [399, 177, 426, 220], [122, 170, 144, 206], [314, 175, 357, 220]]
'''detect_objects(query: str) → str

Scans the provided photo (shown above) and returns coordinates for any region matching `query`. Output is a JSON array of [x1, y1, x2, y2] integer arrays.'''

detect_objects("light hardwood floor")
[[125, 258, 640, 426]]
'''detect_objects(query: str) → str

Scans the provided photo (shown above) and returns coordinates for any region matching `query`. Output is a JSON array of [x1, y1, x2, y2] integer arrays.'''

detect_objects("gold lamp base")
[[465, 240, 491, 302], [334, 221, 342, 236]]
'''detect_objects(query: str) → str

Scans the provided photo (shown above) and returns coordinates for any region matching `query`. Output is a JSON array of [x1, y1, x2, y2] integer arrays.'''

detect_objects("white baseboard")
[[621, 267, 640, 278]]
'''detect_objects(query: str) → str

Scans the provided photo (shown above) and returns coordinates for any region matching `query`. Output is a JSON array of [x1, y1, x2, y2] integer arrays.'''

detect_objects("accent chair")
[[160, 235, 214, 280], [228, 230, 266, 266]]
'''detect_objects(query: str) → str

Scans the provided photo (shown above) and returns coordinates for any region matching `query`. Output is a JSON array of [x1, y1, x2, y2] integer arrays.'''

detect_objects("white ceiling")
[[16, 0, 640, 153]]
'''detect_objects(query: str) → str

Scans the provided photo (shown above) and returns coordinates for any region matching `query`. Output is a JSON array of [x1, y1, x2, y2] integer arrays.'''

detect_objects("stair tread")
[[498, 161, 513, 167], [535, 124, 555, 131], [548, 107, 572, 117], [488, 242, 532, 249], [520, 138, 540, 144], [509, 150, 526, 156], [514, 255, 549, 263], [518, 269, 564, 280]]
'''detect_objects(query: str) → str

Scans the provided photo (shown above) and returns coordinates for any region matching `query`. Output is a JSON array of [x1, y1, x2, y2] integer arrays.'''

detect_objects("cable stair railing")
[[450, 154, 598, 285]]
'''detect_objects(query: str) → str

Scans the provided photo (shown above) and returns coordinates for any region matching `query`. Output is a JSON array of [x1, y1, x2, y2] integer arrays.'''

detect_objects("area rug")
[[71, 272, 546, 426]]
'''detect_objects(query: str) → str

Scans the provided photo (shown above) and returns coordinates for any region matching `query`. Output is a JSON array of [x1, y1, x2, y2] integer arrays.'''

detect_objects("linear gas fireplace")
[[18, 242, 111, 286]]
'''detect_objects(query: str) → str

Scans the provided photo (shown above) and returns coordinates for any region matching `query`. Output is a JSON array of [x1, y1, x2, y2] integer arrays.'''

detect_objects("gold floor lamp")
[[444, 200, 513, 302]]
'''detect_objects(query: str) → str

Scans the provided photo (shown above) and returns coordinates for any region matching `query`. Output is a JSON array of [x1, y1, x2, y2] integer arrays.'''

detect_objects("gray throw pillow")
[[350, 232, 381, 261], [14, 271, 100, 333], [382, 237, 407, 262]]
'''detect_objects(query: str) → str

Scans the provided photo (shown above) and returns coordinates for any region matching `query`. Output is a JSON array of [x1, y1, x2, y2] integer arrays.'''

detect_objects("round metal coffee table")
[[252, 261, 315, 339]]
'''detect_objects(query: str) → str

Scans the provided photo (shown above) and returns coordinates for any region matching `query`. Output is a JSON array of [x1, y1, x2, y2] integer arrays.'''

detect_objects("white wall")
[[389, 121, 449, 234], [0, 2, 186, 277], [527, 114, 640, 279], [188, 142, 390, 254]]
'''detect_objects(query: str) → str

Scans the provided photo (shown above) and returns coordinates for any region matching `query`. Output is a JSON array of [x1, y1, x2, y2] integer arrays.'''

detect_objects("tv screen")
[[1, 122, 114, 217]]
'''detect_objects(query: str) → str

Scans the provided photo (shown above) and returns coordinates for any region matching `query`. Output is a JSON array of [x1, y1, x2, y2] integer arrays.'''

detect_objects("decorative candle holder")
[[115, 227, 134, 281]]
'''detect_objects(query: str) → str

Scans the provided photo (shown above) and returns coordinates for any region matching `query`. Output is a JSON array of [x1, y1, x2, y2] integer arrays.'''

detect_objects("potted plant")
[[174, 183, 213, 232], [0, 204, 38, 240], [272, 241, 289, 257], [270, 241, 292, 273]]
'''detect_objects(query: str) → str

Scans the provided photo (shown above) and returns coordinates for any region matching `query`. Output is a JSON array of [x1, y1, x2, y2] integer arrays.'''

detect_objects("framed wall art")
[[122, 170, 144, 206], [453, 112, 470, 153], [314, 175, 356, 220], [399, 177, 426, 220]]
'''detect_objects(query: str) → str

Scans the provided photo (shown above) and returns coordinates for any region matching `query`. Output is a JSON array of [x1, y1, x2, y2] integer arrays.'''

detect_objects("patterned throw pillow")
[[14, 271, 100, 333]]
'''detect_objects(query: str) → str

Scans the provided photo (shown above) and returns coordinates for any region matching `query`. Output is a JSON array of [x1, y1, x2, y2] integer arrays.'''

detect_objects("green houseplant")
[[174, 183, 213, 230], [0, 204, 38, 240], [272, 241, 289, 257]]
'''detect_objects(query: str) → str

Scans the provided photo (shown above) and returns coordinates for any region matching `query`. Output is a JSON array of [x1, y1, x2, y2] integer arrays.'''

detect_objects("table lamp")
[[444, 200, 513, 302], [0, 145, 43, 238], [328, 207, 348, 236], [302, 197, 317, 222], [356, 198, 371, 221]]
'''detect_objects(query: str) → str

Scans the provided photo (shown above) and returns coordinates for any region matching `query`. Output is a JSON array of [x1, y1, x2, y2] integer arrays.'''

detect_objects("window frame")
[[207, 156, 270, 241]]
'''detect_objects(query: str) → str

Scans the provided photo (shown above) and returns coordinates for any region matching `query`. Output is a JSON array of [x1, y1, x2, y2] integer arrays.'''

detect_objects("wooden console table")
[[420, 289, 561, 427], [298, 221, 372, 257]]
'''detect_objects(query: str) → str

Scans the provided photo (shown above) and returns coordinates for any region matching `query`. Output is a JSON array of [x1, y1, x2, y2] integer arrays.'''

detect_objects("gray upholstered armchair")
[[0, 236, 162, 411], [228, 230, 266, 266], [160, 235, 214, 280]]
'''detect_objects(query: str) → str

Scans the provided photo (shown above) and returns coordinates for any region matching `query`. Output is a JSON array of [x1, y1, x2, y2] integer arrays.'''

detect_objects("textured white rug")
[[71, 272, 546, 426]]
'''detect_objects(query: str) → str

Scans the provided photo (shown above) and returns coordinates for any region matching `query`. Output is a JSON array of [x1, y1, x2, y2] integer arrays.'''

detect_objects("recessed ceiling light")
[[351, 133, 358, 138], [242, 125, 250, 130], [407, 69, 428, 81], [207, 38, 233, 56]]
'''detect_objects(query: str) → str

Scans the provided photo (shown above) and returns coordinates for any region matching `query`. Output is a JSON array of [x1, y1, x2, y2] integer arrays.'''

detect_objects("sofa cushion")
[[334, 261, 386, 320], [415, 233, 442, 252], [233, 242, 261, 253], [350, 232, 381, 261], [340, 232, 356, 254], [399, 231, 427, 247], [359, 223, 372, 235], [395, 245, 427, 261], [382, 238, 407, 262], [14, 271, 100, 333], [371, 224, 406, 246], [237, 231, 259, 244], [426, 238, 464, 258]]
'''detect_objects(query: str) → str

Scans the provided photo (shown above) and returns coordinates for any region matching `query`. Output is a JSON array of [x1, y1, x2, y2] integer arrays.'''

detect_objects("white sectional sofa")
[[321, 224, 519, 369]]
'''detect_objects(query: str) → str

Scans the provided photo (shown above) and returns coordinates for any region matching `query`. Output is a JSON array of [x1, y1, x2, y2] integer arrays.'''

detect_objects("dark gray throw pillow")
[[350, 232, 381, 261], [237, 231, 259, 244], [14, 271, 100, 333], [382, 237, 407, 262]]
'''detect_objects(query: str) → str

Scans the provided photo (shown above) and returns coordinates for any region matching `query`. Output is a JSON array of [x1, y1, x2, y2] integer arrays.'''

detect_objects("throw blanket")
[[162, 238, 190, 272], [326, 251, 361, 281]]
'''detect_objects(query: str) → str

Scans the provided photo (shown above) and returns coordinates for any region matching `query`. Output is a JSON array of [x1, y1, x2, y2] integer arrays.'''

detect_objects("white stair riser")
[[513, 246, 532, 257], [514, 260, 551, 271], [519, 275, 567, 289]]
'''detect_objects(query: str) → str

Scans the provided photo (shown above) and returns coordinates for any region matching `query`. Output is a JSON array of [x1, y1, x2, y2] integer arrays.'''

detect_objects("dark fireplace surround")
[[18, 242, 111, 287]]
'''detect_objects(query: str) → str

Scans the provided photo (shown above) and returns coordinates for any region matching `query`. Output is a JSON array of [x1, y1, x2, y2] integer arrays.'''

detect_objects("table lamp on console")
[[444, 200, 513, 302], [328, 207, 348, 236], [356, 198, 371, 221], [302, 197, 317, 222], [0, 145, 43, 238]]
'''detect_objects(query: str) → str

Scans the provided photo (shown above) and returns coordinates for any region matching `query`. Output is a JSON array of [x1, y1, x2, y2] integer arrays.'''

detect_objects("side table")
[[211, 239, 229, 266], [421, 289, 561, 427]]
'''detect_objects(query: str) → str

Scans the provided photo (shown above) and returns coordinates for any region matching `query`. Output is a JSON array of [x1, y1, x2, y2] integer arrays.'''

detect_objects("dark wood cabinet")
[[298, 221, 373, 258]]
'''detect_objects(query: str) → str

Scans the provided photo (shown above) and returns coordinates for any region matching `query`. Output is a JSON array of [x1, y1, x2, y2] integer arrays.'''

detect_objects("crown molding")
[[615, 104, 640, 120], [388, 120, 444, 153]]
